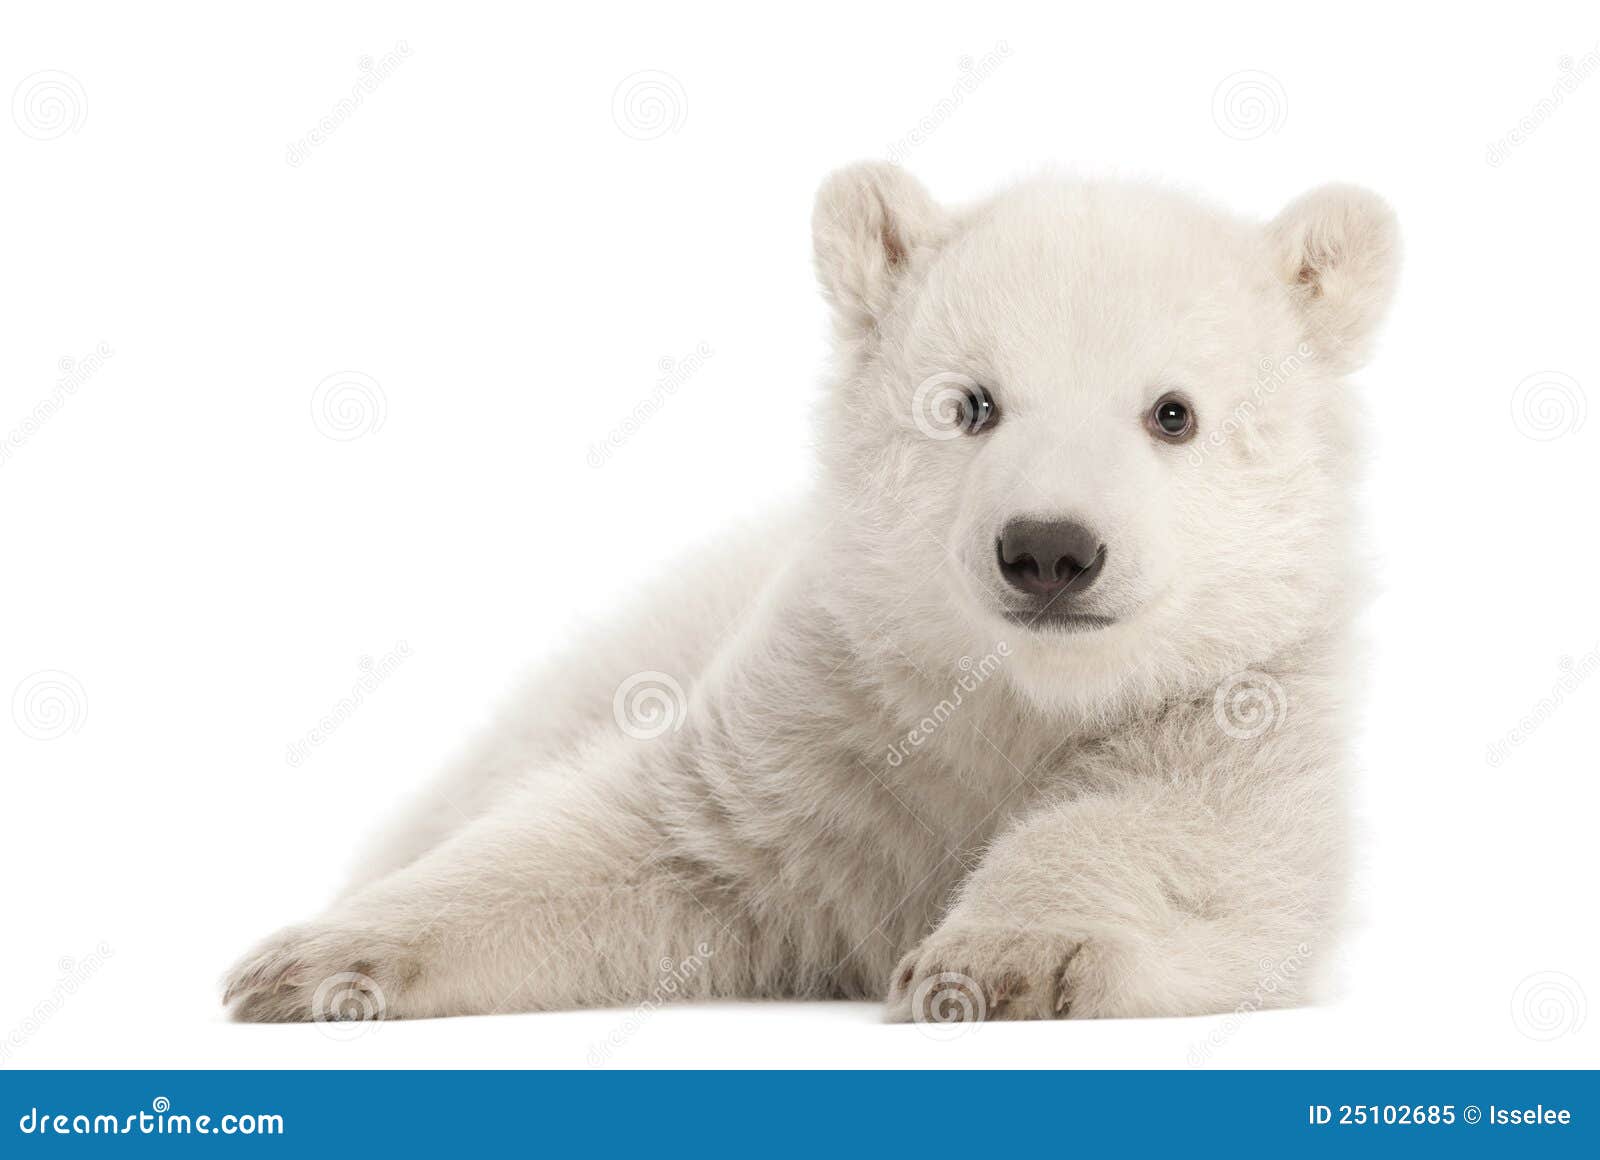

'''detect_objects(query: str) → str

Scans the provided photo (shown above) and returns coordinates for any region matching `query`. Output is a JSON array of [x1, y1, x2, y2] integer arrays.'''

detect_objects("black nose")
[[997, 519, 1105, 598]]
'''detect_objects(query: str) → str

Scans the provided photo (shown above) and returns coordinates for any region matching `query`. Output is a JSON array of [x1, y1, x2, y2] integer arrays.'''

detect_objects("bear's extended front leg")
[[223, 745, 750, 1021], [886, 731, 1344, 1022]]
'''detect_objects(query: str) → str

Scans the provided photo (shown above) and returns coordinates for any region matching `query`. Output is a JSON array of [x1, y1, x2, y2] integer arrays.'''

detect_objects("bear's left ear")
[[1267, 184, 1400, 371], [812, 162, 950, 340]]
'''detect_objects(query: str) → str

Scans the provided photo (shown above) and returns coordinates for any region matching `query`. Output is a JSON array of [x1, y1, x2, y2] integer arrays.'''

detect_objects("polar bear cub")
[[224, 164, 1397, 1024]]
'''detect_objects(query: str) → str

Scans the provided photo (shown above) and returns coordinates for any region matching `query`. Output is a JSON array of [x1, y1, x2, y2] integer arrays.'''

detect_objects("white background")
[[2, 1, 1596, 1069]]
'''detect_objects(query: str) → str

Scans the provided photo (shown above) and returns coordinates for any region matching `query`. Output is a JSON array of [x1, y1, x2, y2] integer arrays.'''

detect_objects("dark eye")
[[1148, 394, 1194, 442], [962, 383, 1000, 435]]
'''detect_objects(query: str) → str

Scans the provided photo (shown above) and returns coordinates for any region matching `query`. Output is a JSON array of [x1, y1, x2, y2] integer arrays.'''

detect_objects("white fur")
[[223, 164, 1398, 1023]]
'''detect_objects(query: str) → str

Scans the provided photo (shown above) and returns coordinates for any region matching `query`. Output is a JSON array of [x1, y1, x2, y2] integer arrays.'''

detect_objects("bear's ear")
[[1267, 184, 1399, 371], [812, 162, 949, 339]]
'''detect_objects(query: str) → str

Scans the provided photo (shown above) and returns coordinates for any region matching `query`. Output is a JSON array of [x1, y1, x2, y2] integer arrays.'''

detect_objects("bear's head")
[[811, 164, 1398, 722]]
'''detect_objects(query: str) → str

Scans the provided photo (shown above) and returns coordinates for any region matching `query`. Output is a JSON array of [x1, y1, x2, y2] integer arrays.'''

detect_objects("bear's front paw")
[[886, 926, 1113, 1023], [221, 921, 423, 1023]]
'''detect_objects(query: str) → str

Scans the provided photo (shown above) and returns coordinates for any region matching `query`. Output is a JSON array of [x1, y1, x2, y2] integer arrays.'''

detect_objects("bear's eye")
[[961, 383, 1000, 435], [1147, 393, 1194, 442]]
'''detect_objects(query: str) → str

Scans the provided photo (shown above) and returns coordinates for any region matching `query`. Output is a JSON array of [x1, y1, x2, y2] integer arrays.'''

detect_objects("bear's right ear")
[[1267, 184, 1400, 372], [812, 162, 949, 338]]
